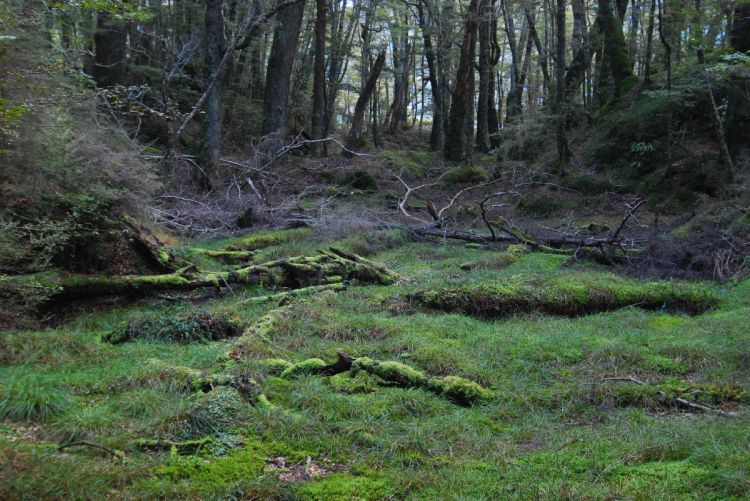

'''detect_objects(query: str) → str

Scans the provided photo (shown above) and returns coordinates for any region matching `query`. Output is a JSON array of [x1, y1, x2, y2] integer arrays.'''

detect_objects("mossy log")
[[243, 283, 346, 305], [271, 350, 494, 405], [227, 305, 291, 360], [413, 276, 719, 318], [122, 215, 186, 273], [7, 248, 397, 302]]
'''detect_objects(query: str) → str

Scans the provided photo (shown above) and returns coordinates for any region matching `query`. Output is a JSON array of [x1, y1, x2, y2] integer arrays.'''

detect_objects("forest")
[[1, 0, 749, 498]]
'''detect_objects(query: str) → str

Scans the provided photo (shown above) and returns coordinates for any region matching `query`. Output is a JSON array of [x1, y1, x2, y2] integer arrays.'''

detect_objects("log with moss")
[[267, 350, 494, 405], [412, 274, 719, 318], [5, 248, 398, 302]]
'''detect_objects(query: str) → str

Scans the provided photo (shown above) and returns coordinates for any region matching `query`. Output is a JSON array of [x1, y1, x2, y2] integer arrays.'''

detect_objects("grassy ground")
[[1, 229, 748, 500]]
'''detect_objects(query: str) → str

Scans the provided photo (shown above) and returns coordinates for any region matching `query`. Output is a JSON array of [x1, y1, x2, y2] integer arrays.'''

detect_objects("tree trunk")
[[444, 0, 481, 162], [597, 0, 634, 98], [643, 0, 656, 84], [204, 0, 225, 185], [506, 23, 533, 123], [346, 51, 386, 152], [476, 0, 492, 152], [555, 0, 569, 168], [311, 0, 327, 155], [262, 0, 307, 137], [93, 11, 127, 87], [417, 1, 444, 151], [729, 2, 750, 52]]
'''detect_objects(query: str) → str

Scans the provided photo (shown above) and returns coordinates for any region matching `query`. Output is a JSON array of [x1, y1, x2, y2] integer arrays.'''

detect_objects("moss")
[[328, 371, 381, 394], [600, 381, 749, 409], [349, 357, 493, 405], [296, 473, 393, 501], [192, 249, 255, 263], [415, 273, 719, 319], [464, 243, 482, 249], [443, 165, 489, 185], [135, 436, 213, 456], [351, 358, 425, 387], [261, 358, 294, 376], [425, 376, 496, 405], [154, 441, 266, 490], [280, 358, 327, 379]]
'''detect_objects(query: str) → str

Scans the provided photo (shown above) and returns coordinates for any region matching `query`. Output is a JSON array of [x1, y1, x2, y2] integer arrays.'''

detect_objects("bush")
[[104, 313, 242, 344]]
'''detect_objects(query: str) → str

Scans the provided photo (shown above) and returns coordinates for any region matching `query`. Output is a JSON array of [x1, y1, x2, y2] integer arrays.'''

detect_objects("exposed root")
[[244, 283, 346, 305]]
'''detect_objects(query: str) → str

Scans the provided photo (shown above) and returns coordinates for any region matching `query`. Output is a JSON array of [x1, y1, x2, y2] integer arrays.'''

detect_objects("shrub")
[[103, 313, 242, 344]]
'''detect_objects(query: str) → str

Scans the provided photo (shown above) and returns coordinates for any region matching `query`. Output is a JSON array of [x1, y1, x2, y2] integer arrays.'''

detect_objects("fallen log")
[[5, 248, 398, 302], [269, 350, 494, 406]]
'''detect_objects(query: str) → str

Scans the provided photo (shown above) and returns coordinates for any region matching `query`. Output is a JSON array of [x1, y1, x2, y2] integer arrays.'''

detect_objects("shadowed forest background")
[[1, 0, 750, 498]]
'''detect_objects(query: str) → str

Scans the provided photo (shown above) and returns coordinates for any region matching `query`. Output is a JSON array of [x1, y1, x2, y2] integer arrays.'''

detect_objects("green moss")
[[296, 473, 393, 501], [154, 442, 266, 490], [328, 372, 381, 394], [426, 376, 495, 405], [443, 166, 489, 185], [415, 273, 719, 319], [561, 173, 617, 194], [351, 358, 425, 387], [280, 358, 327, 379], [261, 358, 294, 376]]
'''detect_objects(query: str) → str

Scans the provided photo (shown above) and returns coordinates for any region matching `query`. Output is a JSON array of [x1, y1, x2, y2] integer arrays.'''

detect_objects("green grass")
[[1, 231, 748, 499]]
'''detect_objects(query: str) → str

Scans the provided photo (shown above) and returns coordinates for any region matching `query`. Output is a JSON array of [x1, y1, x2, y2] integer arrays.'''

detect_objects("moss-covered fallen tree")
[[269, 350, 495, 406], [412, 274, 719, 318], [5, 248, 397, 302]]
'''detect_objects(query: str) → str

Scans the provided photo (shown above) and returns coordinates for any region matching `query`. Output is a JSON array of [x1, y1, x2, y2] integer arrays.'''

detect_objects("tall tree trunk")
[[524, 6, 550, 96], [476, 0, 492, 152], [658, 0, 672, 91], [311, 0, 327, 155], [506, 22, 533, 123], [555, 0, 569, 168], [417, 0, 443, 151], [93, 11, 127, 87], [262, 0, 307, 137], [643, 0, 656, 84], [204, 0, 225, 185], [627, 0, 642, 69], [487, 0, 501, 147], [387, 44, 412, 135], [444, 0, 481, 162], [729, 2, 750, 52], [346, 51, 386, 152]]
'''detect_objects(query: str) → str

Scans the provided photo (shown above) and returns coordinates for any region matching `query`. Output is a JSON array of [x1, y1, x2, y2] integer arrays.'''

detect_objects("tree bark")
[[476, 0, 492, 152], [597, 0, 634, 98], [643, 0, 656, 84], [417, 0, 444, 151], [262, 0, 307, 137], [346, 51, 386, 152], [444, 0, 481, 162], [204, 0, 225, 185], [310, 0, 327, 155]]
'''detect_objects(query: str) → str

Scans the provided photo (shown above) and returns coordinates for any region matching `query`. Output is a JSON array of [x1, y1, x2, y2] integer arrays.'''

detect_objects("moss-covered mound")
[[103, 313, 242, 344], [413, 274, 719, 318]]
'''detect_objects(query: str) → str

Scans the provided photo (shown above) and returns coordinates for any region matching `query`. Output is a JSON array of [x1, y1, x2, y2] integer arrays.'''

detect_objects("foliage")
[[0, 367, 73, 421]]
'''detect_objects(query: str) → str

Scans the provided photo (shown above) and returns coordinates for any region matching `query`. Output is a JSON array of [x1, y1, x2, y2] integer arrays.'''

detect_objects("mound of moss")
[[103, 313, 242, 344], [413, 273, 719, 318]]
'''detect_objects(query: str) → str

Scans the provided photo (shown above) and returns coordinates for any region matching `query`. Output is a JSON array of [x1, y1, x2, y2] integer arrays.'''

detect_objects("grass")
[[1, 231, 748, 499]]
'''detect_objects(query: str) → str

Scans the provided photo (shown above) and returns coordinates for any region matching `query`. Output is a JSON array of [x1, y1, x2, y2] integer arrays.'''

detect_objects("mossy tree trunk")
[[598, 0, 634, 99]]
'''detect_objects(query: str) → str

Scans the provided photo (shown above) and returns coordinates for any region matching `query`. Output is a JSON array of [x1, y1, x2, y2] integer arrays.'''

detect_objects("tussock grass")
[[0, 368, 73, 421]]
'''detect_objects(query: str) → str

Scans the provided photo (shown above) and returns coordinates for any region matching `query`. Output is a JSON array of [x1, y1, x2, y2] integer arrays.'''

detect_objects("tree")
[[444, 0, 481, 162], [311, 0, 327, 155], [204, 0, 225, 184], [346, 51, 386, 152], [262, 0, 308, 137], [92, 11, 127, 87]]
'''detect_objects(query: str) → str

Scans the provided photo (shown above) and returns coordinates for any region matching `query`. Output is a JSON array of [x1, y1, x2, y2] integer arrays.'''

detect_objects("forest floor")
[[1, 222, 749, 500]]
